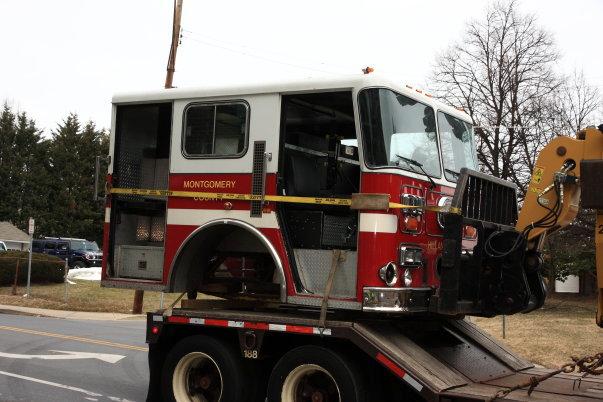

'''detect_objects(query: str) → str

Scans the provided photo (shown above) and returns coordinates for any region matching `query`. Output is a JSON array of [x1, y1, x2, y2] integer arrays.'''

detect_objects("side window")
[[183, 102, 248, 157], [44, 242, 57, 250], [57, 242, 69, 251], [437, 111, 478, 181]]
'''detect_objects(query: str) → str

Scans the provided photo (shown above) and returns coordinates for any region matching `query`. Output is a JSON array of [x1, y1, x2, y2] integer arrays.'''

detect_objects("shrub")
[[0, 251, 65, 285]]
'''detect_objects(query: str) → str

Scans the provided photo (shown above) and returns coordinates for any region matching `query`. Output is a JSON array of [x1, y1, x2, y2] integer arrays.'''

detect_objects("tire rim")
[[281, 364, 341, 402], [172, 351, 223, 402]]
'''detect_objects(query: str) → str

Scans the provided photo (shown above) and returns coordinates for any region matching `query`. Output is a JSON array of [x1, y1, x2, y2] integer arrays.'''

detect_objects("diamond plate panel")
[[293, 249, 357, 297], [287, 295, 361, 310]]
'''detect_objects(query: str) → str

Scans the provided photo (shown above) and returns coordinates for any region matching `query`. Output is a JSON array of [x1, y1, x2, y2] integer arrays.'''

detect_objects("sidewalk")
[[0, 304, 145, 321]]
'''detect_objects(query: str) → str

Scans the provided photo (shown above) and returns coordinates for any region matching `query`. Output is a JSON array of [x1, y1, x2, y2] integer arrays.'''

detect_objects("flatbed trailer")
[[145, 302, 603, 401]]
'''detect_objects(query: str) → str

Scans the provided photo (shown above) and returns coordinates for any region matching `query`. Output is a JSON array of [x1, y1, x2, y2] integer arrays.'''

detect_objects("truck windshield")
[[85, 241, 100, 251], [71, 241, 100, 251], [359, 88, 441, 178], [438, 111, 478, 181]]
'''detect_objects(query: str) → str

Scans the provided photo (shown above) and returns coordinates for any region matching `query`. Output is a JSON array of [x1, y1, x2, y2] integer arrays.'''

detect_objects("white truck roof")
[[112, 73, 471, 122]]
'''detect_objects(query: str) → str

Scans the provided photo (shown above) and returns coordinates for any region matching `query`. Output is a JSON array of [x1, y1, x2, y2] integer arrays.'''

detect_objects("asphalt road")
[[0, 313, 148, 402]]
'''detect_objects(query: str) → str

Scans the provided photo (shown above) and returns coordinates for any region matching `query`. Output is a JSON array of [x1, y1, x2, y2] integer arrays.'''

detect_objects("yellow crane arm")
[[596, 213, 603, 327], [516, 126, 603, 327]]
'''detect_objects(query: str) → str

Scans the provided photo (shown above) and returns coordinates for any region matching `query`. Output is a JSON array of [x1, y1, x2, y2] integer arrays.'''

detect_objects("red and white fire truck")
[[101, 74, 603, 401], [101, 74, 534, 318]]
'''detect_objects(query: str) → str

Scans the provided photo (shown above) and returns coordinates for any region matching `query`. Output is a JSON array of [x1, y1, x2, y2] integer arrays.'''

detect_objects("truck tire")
[[267, 345, 366, 402], [161, 335, 249, 402]]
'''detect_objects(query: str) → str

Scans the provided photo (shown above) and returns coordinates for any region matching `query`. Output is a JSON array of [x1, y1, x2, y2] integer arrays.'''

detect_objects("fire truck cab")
[[103, 74, 523, 316]]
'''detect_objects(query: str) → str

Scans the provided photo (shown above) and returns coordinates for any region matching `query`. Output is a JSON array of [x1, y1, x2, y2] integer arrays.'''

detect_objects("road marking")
[[0, 370, 103, 397], [0, 350, 125, 363], [0, 325, 147, 352]]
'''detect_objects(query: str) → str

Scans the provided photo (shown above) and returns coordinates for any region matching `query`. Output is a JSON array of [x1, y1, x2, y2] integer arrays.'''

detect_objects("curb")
[[0, 304, 145, 321]]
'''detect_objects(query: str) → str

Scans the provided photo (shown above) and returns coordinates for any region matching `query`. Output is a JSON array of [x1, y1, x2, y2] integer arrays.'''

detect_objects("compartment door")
[[107, 103, 172, 282]]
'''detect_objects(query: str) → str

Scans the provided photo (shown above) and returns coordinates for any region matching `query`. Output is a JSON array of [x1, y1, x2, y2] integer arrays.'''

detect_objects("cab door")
[[107, 103, 172, 283], [278, 91, 361, 306]]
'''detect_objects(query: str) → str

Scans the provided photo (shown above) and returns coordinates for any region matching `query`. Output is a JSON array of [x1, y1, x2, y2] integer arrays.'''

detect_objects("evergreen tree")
[[13, 112, 52, 229], [47, 114, 108, 243], [0, 105, 108, 245], [0, 104, 49, 232], [0, 105, 18, 222]]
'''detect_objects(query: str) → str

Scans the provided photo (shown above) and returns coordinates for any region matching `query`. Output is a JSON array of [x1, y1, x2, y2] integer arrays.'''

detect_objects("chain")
[[488, 352, 603, 401]]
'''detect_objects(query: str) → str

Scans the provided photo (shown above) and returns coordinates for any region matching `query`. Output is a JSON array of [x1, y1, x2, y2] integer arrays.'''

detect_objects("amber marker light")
[[401, 215, 420, 233], [463, 225, 478, 240]]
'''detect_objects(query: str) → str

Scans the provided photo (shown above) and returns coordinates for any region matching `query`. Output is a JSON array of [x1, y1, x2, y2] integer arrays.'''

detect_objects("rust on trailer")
[[484, 359, 603, 401], [443, 369, 603, 401]]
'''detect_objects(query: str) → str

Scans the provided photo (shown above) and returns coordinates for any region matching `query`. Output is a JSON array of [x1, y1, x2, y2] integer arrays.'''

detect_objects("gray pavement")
[[0, 313, 148, 402]]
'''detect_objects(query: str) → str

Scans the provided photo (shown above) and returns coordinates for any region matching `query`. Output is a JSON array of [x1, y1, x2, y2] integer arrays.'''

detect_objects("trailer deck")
[[147, 303, 603, 401]]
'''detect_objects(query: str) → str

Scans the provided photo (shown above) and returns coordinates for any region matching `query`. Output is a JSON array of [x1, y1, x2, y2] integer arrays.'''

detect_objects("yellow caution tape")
[[389, 202, 461, 214], [109, 187, 461, 214]]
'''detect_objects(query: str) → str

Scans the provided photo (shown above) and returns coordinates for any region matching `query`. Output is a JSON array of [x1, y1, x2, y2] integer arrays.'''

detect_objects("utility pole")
[[133, 0, 183, 315], [164, 0, 184, 89]]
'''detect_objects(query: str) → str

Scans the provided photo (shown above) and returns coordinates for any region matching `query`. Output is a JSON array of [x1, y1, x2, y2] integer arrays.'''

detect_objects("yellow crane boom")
[[517, 125, 603, 327]]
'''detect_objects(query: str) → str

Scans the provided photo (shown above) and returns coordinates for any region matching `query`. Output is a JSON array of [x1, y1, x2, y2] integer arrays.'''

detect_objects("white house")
[[0, 221, 30, 251]]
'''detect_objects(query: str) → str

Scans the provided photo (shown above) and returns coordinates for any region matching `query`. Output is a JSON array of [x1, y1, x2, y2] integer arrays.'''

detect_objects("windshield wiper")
[[444, 168, 460, 180], [395, 154, 436, 189]]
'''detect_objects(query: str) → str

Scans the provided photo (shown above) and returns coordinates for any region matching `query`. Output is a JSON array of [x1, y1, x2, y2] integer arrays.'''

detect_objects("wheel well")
[[167, 219, 286, 302]]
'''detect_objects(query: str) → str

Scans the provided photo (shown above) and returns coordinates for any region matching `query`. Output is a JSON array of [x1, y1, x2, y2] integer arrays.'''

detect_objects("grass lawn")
[[0, 281, 600, 368], [472, 295, 602, 368], [0, 280, 182, 313]]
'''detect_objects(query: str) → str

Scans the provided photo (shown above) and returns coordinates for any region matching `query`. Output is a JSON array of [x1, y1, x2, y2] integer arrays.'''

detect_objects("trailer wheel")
[[267, 345, 366, 402], [162, 335, 248, 402]]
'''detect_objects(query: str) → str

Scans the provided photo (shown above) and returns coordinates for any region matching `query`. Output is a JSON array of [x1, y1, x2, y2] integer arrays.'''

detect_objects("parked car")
[[0, 241, 6, 252], [32, 237, 102, 268]]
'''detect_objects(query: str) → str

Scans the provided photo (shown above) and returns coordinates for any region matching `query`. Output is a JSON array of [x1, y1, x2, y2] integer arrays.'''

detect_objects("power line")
[[180, 28, 428, 87], [181, 28, 358, 74], [180, 34, 350, 76]]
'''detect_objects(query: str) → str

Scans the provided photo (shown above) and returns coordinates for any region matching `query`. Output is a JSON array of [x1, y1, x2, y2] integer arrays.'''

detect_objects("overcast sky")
[[1, 0, 601, 135]]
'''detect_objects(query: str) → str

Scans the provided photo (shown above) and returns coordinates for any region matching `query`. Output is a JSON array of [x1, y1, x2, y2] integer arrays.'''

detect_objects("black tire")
[[73, 260, 86, 269], [161, 335, 249, 402], [267, 345, 366, 402]]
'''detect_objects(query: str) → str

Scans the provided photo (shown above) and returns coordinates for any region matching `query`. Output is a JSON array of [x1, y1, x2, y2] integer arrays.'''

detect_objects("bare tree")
[[431, 0, 560, 195], [554, 70, 601, 134]]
